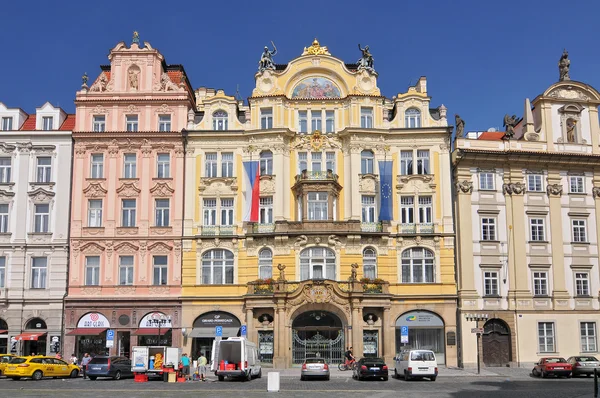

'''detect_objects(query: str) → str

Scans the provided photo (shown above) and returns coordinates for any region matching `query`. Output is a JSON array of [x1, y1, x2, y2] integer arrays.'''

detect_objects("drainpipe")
[[450, 134, 462, 368]]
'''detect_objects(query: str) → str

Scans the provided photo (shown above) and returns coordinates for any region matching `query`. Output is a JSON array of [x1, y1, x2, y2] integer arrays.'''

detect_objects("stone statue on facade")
[[503, 114, 519, 139], [81, 72, 88, 88], [559, 49, 570, 81], [277, 263, 286, 281], [258, 41, 277, 73], [129, 69, 139, 90], [160, 73, 179, 91], [349, 263, 359, 281], [357, 44, 376, 74], [89, 73, 108, 92], [455, 114, 465, 137]]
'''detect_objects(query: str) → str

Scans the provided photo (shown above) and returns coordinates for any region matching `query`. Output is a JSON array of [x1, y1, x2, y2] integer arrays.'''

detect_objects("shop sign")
[[77, 313, 110, 328], [193, 312, 241, 328], [396, 311, 444, 328], [139, 312, 173, 328]]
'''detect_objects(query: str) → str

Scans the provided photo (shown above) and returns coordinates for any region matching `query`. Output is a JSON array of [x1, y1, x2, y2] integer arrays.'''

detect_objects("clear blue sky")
[[1, 0, 599, 131]]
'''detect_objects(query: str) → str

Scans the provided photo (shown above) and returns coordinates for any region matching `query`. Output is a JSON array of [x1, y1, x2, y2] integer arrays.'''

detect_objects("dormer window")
[[405, 108, 421, 128], [1, 117, 12, 131], [213, 111, 228, 131], [42, 116, 53, 130], [93, 115, 106, 132], [126, 115, 139, 132]]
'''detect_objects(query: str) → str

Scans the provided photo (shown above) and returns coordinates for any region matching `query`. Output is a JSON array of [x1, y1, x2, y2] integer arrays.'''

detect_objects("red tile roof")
[[59, 114, 76, 131], [167, 70, 185, 84], [18, 114, 75, 131], [478, 131, 506, 140], [20, 114, 36, 130]]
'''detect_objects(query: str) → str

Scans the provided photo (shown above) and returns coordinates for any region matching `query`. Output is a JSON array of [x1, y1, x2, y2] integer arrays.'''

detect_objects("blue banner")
[[379, 160, 393, 221]]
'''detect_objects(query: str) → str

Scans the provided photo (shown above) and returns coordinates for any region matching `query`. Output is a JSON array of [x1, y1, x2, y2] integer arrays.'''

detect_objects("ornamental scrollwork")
[[546, 183, 563, 197]]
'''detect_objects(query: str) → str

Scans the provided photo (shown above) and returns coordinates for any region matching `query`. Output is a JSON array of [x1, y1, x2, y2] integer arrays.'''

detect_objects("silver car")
[[567, 356, 600, 377], [300, 358, 330, 380]]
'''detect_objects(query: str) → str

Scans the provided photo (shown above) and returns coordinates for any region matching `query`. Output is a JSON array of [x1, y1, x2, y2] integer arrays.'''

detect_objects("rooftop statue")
[[558, 49, 570, 81], [503, 114, 519, 139], [81, 72, 88, 88], [132, 31, 140, 45], [455, 114, 465, 138], [258, 41, 277, 73], [357, 44, 376, 74]]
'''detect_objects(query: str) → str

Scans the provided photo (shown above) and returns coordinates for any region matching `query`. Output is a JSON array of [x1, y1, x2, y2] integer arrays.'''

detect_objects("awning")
[[66, 328, 107, 336], [132, 328, 171, 336], [15, 332, 46, 341], [189, 327, 239, 338], [0, 330, 7, 334]]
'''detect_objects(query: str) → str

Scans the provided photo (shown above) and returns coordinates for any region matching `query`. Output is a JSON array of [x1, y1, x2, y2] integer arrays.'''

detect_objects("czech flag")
[[243, 161, 260, 222]]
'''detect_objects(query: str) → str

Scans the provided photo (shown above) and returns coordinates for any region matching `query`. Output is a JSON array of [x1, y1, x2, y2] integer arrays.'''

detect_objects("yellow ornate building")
[[181, 40, 457, 368]]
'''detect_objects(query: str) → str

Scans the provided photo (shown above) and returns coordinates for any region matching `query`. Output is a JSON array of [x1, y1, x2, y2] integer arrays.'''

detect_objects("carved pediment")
[[150, 182, 174, 197], [32, 145, 56, 154], [83, 182, 107, 198], [148, 241, 172, 253], [548, 87, 590, 101], [28, 187, 55, 202], [117, 182, 141, 197], [0, 189, 15, 199], [114, 241, 139, 253], [80, 242, 105, 254], [396, 174, 436, 191], [359, 174, 378, 193], [259, 175, 275, 195], [198, 177, 238, 193], [0, 143, 16, 153], [293, 132, 342, 151]]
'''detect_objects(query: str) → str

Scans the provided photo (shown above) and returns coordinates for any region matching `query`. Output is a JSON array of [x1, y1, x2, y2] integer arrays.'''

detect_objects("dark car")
[[352, 357, 388, 381], [86, 356, 132, 380], [532, 357, 572, 378], [567, 356, 600, 377]]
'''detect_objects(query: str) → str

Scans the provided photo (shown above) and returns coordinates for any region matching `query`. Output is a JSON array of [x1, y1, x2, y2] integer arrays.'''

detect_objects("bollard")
[[594, 368, 598, 398], [267, 371, 280, 392]]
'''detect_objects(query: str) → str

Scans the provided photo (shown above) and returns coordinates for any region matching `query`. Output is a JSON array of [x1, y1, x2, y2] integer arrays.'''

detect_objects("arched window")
[[300, 247, 335, 280], [260, 151, 273, 176], [363, 247, 377, 279], [401, 247, 434, 283], [212, 110, 228, 131], [25, 318, 47, 330], [405, 108, 421, 128], [201, 249, 234, 284], [361, 150, 374, 174], [258, 248, 273, 279]]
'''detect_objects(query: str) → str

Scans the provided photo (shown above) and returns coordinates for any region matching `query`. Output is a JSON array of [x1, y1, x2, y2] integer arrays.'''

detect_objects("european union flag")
[[379, 160, 393, 221]]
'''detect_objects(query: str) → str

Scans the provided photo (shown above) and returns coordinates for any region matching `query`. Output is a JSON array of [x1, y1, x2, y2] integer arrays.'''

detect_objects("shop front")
[[133, 312, 173, 347], [395, 310, 446, 364], [189, 311, 241, 360], [0, 319, 7, 354], [67, 312, 110, 358], [15, 318, 48, 356]]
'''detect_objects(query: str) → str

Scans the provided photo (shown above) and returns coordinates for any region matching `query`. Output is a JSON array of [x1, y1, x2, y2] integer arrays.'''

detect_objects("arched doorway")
[[20, 318, 48, 356], [292, 310, 344, 365], [395, 310, 446, 364], [482, 319, 511, 367]]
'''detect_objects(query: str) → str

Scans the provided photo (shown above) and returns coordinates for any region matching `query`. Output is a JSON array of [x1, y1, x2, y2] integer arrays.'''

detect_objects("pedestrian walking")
[[198, 353, 208, 382], [181, 353, 191, 381], [80, 353, 91, 379], [70, 353, 78, 366]]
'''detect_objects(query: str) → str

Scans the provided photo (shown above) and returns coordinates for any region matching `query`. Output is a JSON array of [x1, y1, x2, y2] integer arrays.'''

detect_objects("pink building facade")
[[64, 35, 194, 358]]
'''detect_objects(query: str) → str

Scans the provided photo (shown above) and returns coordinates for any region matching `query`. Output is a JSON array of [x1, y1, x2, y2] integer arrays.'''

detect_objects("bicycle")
[[338, 359, 357, 371]]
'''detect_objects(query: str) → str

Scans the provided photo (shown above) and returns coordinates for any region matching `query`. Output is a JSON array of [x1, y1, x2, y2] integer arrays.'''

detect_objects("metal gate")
[[292, 329, 344, 365], [258, 331, 274, 364]]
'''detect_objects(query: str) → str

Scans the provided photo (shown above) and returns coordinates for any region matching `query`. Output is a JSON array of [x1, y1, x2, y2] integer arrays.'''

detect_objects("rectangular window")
[[538, 322, 555, 353], [570, 176, 585, 194], [31, 257, 47, 289], [527, 174, 543, 192], [205, 153, 218, 177], [87, 199, 102, 227], [325, 111, 335, 133], [416, 150, 430, 174], [155, 199, 170, 227], [156, 153, 170, 178], [121, 199, 136, 227], [298, 110, 308, 133], [572, 219, 587, 242], [34, 204, 49, 233], [400, 151, 413, 175], [530, 218, 545, 241], [361, 107, 373, 128], [0, 203, 7, 233], [221, 198, 234, 226], [400, 196, 414, 224], [0, 158, 11, 183], [533, 271, 548, 296], [0, 256, 4, 288], [260, 108, 273, 129], [90, 154, 103, 178], [479, 172, 495, 190], [311, 111, 322, 132], [1, 117, 13, 131], [42, 116, 53, 130], [36, 157, 51, 183], [483, 270, 499, 296], [326, 152, 335, 172], [307, 192, 328, 220], [203, 198, 217, 226], [581, 322, 597, 353], [126, 115, 138, 132], [259, 196, 273, 224], [153, 255, 168, 285], [575, 272, 590, 296], [418, 196, 432, 224], [259, 252, 272, 279], [311, 152, 322, 172], [119, 255, 134, 286], [221, 152, 233, 177], [85, 256, 100, 286], [361, 195, 376, 223], [93, 115, 105, 132], [298, 152, 307, 173], [158, 115, 171, 132], [123, 153, 136, 178], [481, 218, 496, 241]]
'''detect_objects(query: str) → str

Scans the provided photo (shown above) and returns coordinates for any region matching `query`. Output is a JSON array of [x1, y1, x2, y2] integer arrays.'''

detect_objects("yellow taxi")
[[0, 354, 15, 376], [4, 356, 80, 380]]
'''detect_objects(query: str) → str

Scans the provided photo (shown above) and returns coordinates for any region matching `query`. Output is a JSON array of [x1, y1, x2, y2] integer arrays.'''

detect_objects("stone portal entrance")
[[291, 310, 344, 365]]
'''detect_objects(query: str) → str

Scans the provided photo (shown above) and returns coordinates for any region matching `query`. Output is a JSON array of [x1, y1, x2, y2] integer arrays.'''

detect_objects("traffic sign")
[[401, 326, 409, 344], [106, 329, 115, 348], [215, 326, 223, 337], [241, 325, 247, 337], [471, 328, 484, 334]]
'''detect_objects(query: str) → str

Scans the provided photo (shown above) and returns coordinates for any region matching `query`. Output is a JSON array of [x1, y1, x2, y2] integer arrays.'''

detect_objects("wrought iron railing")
[[399, 223, 435, 234], [199, 225, 236, 236], [294, 170, 339, 183]]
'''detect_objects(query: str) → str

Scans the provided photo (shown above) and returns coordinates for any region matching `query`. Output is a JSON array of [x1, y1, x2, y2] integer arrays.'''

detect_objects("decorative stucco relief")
[[150, 182, 174, 197], [198, 177, 238, 194], [83, 182, 107, 198], [28, 188, 55, 203], [117, 182, 141, 197]]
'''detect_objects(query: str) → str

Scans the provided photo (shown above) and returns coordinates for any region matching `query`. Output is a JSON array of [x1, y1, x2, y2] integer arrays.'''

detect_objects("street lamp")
[[150, 314, 171, 346], [465, 313, 489, 375]]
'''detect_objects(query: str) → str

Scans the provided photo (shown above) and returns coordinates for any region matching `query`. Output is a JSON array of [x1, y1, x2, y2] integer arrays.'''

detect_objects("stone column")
[[351, 303, 362, 357], [547, 171, 569, 302], [382, 307, 394, 365], [246, 308, 254, 343], [454, 174, 478, 303], [273, 305, 286, 368]]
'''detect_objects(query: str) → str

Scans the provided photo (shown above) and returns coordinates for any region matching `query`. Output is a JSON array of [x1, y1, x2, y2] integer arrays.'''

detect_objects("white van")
[[211, 337, 262, 381], [394, 349, 438, 381]]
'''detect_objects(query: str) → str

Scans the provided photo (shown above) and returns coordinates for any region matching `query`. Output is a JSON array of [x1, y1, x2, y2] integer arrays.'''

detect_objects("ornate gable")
[[28, 188, 55, 202], [148, 241, 172, 253], [150, 182, 175, 197]]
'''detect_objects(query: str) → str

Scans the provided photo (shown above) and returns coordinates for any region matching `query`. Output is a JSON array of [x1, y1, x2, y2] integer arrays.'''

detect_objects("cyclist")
[[344, 346, 355, 367]]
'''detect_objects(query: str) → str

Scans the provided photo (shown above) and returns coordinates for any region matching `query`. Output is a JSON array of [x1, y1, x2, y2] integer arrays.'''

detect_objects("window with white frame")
[[538, 322, 555, 353], [533, 271, 549, 296], [221, 198, 234, 225], [405, 108, 421, 128], [298, 110, 308, 133], [0, 158, 10, 183], [90, 154, 103, 178], [361, 195, 376, 222], [300, 247, 335, 280], [361, 150, 374, 174], [121, 199, 136, 227], [36, 157, 51, 183], [575, 272, 590, 296], [258, 248, 273, 279], [581, 322, 597, 352], [153, 255, 168, 285], [416, 150, 430, 174], [530, 218, 545, 241], [326, 152, 335, 172], [527, 174, 543, 192], [92, 115, 105, 132], [260, 151, 273, 176], [311, 152, 322, 172], [123, 153, 136, 178], [31, 257, 47, 289], [42, 116, 53, 130], [572, 219, 587, 242], [479, 172, 495, 190], [361, 107, 373, 128], [205, 153, 218, 177], [203, 198, 217, 225], [325, 111, 335, 133], [260, 108, 273, 129], [483, 270, 500, 296], [401, 247, 435, 283], [221, 152, 233, 177], [418, 196, 433, 224], [0, 256, 5, 288], [298, 152, 307, 172], [126, 115, 138, 132], [363, 248, 377, 279], [119, 255, 134, 285], [569, 176, 585, 194], [158, 115, 171, 132], [401, 196, 414, 224], [0, 204, 8, 233], [157, 153, 170, 178], [297, 151, 336, 173], [213, 110, 228, 130], [259, 196, 273, 224], [307, 192, 328, 220], [311, 111, 322, 132], [34, 204, 49, 233], [155, 199, 170, 227], [202, 249, 234, 284], [85, 256, 100, 286], [1, 117, 13, 131], [87, 199, 102, 227], [481, 218, 497, 241], [400, 151, 413, 175]]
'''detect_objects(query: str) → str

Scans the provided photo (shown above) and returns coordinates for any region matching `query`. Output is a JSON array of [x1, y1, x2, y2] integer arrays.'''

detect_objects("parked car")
[[4, 356, 79, 380], [352, 357, 388, 381], [567, 356, 600, 377], [394, 349, 438, 381], [532, 357, 572, 378], [86, 356, 133, 380], [0, 354, 15, 376], [300, 358, 330, 380]]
